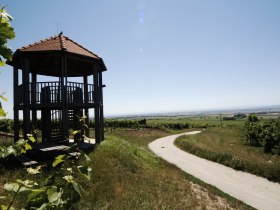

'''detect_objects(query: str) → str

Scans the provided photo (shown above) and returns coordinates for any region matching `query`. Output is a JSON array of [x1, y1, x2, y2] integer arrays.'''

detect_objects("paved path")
[[149, 131, 280, 210]]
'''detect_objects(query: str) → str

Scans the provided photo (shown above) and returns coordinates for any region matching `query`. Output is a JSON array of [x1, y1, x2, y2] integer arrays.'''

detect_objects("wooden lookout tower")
[[7, 34, 106, 144]]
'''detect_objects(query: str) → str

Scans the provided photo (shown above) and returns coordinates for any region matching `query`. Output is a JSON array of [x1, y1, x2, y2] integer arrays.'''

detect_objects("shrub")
[[0, 119, 13, 132], [244, 119, 280, 154], [223, 117, 236, 121], [247, 114, 259, 122], [234, 113, 247, 119]]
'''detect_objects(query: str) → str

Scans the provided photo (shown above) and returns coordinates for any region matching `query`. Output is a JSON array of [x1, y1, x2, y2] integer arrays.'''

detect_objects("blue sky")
[[1, 0, 280, 118]]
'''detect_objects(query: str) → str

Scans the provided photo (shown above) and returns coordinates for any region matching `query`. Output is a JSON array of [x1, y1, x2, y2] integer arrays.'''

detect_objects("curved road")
[[149, 131, 280, 210]]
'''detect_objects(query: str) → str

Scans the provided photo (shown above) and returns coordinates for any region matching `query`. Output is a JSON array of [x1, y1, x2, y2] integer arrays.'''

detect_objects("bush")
[[0, 119, 13, 132], [244, 119, 280, 154], [234, 113, 247, 119], [223, 117, 236, 121], [247, 114, 259, 122]]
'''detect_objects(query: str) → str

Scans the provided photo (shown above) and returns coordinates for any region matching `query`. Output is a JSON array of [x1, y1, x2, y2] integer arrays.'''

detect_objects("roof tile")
[[20, 34, 100, 59]]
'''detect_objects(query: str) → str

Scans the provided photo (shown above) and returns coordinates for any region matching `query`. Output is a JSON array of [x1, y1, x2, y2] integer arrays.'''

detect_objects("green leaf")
[[0, 107, 6, 117], [0, 205, 10, 210], [0, 7, 13, 22], [27, 166, 42, 175], [52, 155, 65, 167], [71, 182, 82, 197], [20, 148, 26, 154], [77, 166, 92, 181], [4, 183, 19, 192], [27, 188, 46, 202], [3, 146, 16, 157], [47, 186, 59, 203], [37, 203, 49, 210], [16, 179, 37, 188], [0, 95, 7, 102], [47, 186, 65, 206], [84, 153, 91, 163], [28, 135, 36, 143], [44, 173, 55, 186], [24, 143, 32, 151], [72, 130, 80, 136]]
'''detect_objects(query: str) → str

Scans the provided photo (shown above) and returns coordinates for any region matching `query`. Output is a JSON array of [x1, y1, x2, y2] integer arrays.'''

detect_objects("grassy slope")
[[0, 129, 253, 209], [78, 129, 253, 210], [175, 127, 280, 183]]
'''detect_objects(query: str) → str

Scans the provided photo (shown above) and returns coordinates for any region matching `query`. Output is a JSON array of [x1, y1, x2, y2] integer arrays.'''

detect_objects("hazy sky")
[[1, 0, 280, 118]]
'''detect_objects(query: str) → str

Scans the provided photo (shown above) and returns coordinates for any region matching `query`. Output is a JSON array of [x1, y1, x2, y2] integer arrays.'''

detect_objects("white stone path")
[[149, 131, 280, 210]]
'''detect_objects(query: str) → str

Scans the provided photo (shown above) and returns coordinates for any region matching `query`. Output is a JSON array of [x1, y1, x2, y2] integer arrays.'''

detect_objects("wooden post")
[[83, 75, 90, 138], [61, 55, 69, 141], [93, 65, 101, 143], [98, 72, 104, 141], [31, 73, 37, 129], [23, 57, 31, 139], [13, 67, 19, 142]]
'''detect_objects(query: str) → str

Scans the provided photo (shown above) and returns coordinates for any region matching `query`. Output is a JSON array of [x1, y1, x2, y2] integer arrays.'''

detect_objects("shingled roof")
[[8, 34, 107, 76], [19, 34, 100, 60]]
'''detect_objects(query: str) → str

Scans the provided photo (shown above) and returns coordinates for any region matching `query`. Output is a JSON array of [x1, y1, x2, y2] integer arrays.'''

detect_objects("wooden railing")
[[17, 81, 94, 105]]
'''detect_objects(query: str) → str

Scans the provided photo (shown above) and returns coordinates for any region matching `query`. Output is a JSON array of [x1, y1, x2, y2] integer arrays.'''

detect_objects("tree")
[[0, 6, 15, 117]]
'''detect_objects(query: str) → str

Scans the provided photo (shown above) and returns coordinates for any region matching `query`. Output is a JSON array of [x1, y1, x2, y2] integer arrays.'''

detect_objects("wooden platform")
[[0, 138, 96, 167], [69, 138, 96, 152], [5, 139, 96, 166]]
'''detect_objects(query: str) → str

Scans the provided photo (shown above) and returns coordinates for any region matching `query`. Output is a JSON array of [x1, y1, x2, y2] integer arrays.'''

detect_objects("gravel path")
[[149, 131, 280, 210]]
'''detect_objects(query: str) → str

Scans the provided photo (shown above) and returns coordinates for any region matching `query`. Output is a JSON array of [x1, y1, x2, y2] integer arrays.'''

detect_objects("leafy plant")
[[0, 119, 13, 132], [0, 6, 15, 117], [0, 134, 35, 159], [1, 132, 92, 209], [244, 119, 280, 154], [0, 6, 15, 66]]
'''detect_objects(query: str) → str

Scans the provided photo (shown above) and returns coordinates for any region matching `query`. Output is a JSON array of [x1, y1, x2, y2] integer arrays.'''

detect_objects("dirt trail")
[[149, 131, 280, 210]]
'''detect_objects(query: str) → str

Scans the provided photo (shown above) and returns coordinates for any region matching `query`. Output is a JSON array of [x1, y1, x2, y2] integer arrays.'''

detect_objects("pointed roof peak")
[[19, 34, 100, 59]]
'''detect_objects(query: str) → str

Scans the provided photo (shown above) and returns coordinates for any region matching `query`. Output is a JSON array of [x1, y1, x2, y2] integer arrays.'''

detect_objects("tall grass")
[[175, 127, 280, 183]]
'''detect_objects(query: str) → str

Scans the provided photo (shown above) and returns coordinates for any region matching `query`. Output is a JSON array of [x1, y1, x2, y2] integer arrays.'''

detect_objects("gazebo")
[[7, 33, 106, 144]]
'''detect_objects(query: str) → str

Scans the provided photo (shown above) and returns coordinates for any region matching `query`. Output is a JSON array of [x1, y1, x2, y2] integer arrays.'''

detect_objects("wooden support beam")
[[93, 65, 101, 143], [31, 73, 37, 129], [61, 55, 69, 141], [84, 75, 90, 138], [13, 67, 19, 142], [98, 72, 105, 141], [23, 57, 31, 139]]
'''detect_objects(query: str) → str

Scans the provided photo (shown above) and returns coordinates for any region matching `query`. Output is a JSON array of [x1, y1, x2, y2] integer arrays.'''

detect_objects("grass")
[[78, 129, 253, 209], [0, 128, 253, 209], [175, 127, 280, 183], [143, 115, 246, 129]]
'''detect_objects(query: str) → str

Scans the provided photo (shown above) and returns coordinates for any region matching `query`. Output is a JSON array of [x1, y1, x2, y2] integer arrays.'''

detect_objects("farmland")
[[1, 112, 280, 208], [0, 115, 259, 209]]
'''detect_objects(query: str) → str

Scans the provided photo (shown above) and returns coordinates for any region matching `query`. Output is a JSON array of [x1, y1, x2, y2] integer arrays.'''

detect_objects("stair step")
[[15, 155, 38, 167], [40, 144, 69, 152]]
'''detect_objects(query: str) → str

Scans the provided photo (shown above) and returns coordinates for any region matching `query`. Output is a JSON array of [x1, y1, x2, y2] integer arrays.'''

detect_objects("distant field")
[[145, 115, 245, 127]]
